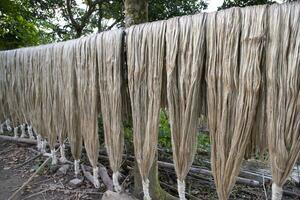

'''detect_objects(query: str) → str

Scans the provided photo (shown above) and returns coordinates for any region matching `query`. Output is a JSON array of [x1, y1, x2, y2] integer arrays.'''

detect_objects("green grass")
[[98, 110, 211, 153]]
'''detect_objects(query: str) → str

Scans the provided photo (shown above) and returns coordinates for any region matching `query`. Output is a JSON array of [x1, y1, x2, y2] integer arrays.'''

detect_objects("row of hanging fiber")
[[0, 2, 300, 200]]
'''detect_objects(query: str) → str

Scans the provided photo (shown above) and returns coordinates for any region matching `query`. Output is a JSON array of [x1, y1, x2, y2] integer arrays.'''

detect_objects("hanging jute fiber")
[[126, 20, 166, 200], [63, 40, 83, 176], [206, 5, 265, 199], [74, 35, 100, 188], [22, 48, 35, 139], [6, 50, 22, 137], [52, 42, 68, 163], [20, 48, 35, 139], [34, 46, 51, 152], [266, 2, 300, 200], [97, 30, 124, 192], [15, 49, 28, 138], [41, 45, 58, 162], [15, 49, 27, 138], [0, 51, 11, 132], [245, 64, 267, 159], [165, 13, 206, 200], [0, 52, 5, 126], [244, 5, 268, 160], [31, 47, 47, 151]]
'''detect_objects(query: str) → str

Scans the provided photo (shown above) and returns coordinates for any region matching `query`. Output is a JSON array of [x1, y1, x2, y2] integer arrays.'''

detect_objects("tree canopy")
[[0, 0, 208, 49], [0, 0, 40, 49], [219, 0, 274, 10]]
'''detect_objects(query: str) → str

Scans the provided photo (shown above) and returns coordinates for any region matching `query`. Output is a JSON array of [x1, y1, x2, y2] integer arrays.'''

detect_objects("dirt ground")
[[0, 141, 104, 200], [1, 138, 300, 200]]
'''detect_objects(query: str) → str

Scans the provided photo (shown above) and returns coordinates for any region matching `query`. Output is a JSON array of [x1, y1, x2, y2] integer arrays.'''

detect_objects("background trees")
[[219, 0, 274, 9], [2, 0, 284, 50], [0, 0, 208, 50], [0, 0, 41, 49]]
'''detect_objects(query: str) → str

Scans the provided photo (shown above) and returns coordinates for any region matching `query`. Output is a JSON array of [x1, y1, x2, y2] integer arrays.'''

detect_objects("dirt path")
[[0, 140, 103, 200]]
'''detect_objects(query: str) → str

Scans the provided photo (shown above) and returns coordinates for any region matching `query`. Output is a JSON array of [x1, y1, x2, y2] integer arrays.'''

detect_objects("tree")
[[219, 0, 273, 10], [148, 0, 207, 21], [1, 0, 207, 45], [0, 0, 42, 49], [25, 0, 207, 42]]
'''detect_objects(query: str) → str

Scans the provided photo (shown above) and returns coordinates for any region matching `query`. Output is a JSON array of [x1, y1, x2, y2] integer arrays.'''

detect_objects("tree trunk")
[[97, 2, 102, 32], [133, 156, 178, 200], [75, 27, 83, 38], [124, 1, 177, 199], [124, 0, 148, 27]]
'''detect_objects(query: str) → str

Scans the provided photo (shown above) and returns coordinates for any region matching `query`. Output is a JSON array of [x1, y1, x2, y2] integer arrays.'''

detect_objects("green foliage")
[[98, 110, 211, 153], [0, 0, 208, 47], [158, 110, 172, 148], [123, 120, 134, 153], [123, 119, 133, 142], [0, 0, 40, 49], [158, 110, 211, 152], [219, 0, 274, 10], [149, 0, 207, 21], [197, 133, 210, 153], [0, 0, 65, 49]]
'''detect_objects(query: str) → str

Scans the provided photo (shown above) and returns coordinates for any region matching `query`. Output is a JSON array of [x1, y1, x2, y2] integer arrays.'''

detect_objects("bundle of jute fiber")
[[22, 48, 35, 139], [266, 2, 300, 200], [41, 45, 58, 164], [52, 42, 68, 163], [36, 46, 52, 153], [7, 49, 25, 138], [74, 35, 100, 188], [244, 7, 268, 158], [0, 52, 7, 133], [97, 30, 124, 192], [63, 40, 83, 176], [0, 52, 4, 128], [17, 48, 31, 138], [165, 14, 206, 200], [4, 51, 13, 123], [244, 73, 267, 159], [206, 5, 265, 199], [31, 47, 47, 151], [1, 51, 13, 132], [0, 51, 10, 133], [126, 21, 166, 200], [15, 49, 24, 138], [30, 47, 42, 149]]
